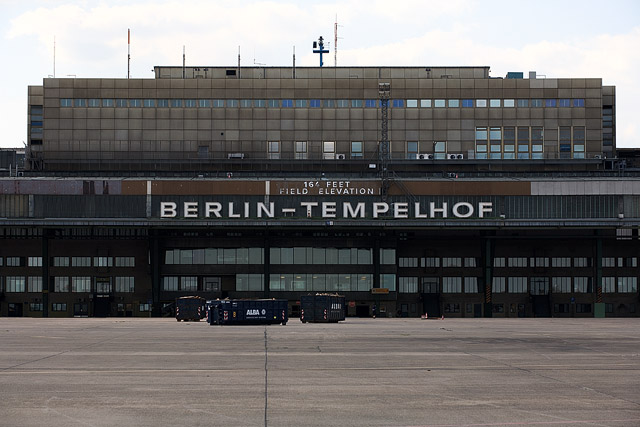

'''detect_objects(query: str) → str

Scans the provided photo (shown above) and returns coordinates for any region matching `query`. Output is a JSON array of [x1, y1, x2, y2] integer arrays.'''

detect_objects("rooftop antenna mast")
[[182, 45, 186, 79], [334, 16, 342, 67], [292, 46, 296, 79], [237, 46, 241, 78], [127, 29, 130, 79], [312, 36, 329, 67]]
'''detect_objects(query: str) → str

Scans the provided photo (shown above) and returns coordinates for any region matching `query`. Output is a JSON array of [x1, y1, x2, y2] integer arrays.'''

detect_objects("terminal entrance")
[[74, 302, 89, 317], [421, 294, 441, 318], [530, 278, 551, 317], [8, 303, 23, 317]]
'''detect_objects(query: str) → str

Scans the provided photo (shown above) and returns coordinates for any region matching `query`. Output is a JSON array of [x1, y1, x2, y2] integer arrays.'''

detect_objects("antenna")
[[312, 36, 329, 67], [182, 45, 186, 79], [334, 16, 343, 67], [292, 46, 296, 79], [127, 29, 130, 79], [238, 46, 241, 79]]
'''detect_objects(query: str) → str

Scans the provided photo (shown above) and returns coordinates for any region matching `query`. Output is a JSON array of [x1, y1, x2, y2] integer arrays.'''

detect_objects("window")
[[163, 277, 178, 291], [28, 256, 42, 267], [93, 257, 113, 267], [295, 141, 307, 159], [212, 99, 224, 107], [336, 100, 348, 108], [531, 99, 543, 107], [72, 277, 91, 293], [323, 141, 335, 159], [517, 127, 530, 159], [240, 99, 252, 108], [504, 99, 515, 107], [380, 249, 396, 265], [463, 257, 477, 267], [444, 303, 460, 313], [434, 141, 446, 159], [74, 99, 87, 107], [115, 277, 135, 293], [236, 274, 264, 291], [171, 99, 182, 107], [6, 276, 26, 292], [493, 257, 505, 267], [554, 303, 569, 313], [576, 304, 591, 313], [420, 99, 432, 108], [421, 277, 439, 293], [573, 99, 584, 107], [399, 277, 418, 293], [406, 141, 418, 159], [448, 99, 459, 108], [380, 274, 396, 291], [406, 99, 418, 108], [507, 277, 527, 293], [442, 277, 462, 293], [392, 99, 404, 108], [602, 257, 616, 268], [184, 99, 196, 108], [144, 99, 156, 107], [558, 99, 570, 107], [268, 141, 280, 159], [30, 303, 43, 312], [60, 98, 72, 107], [54, 277, 69, 292], [399, 257, 418, 268], [139, 304, 151, 312], [442, 257, 461, 267], [129, 99, 141, 107], [227, 100, 238, 107], [181, 276, 197, 291], [421, 257, 440, 268], [573, 257, 590, 268], [545, 99, 556, 107], [296, 99, 307, 108], [475, 127, 488, 159], [323, 99, 335, 108], [254, 99, 266, 108], [434, 99, 445, 108], [602, 277, 615, 293], [198, 99, 210, 108], [476, 99, 487, 108], [530, 277, 549, 295], [559, 127, 571, 158], [574, 277, 591, 293], [157, 99, 169, 107], [365, 99, 377, 108], [52, 303, 67, 312], [530, 257, 549, 267], [618, 277, 638, 293], [492, 277, 505, 293], [489, 99, 501, 107], [28, 276, 42, 292], [351, 141, 363, 158], [86, 98, 99, 107], [464, 277, 478, 293], [6, 257, 23, 266], [115, 257, 135, 267], [308, 99, 321, 108], [281, 99, 293, 108], [507, 257, 527, 267], [552, 277, 571, 293], [116, 99, 127, 107], [461, 99, 473, 108], [517, 99, 529, 108], [573, 126, 585, 159], [351, 99, 362, 108]]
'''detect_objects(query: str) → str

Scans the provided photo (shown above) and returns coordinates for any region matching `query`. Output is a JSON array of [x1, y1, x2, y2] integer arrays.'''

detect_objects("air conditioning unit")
[[456, 154, 464, 160], [336, 153, 346, 160], [448, 154, 458, 160], [227, 153, 245, 159], [594, 154, 603, 159], [417, 153, 433, 160]]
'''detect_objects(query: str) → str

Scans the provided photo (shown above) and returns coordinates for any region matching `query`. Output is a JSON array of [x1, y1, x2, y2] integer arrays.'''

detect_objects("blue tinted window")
[[295, 99, 306, 108], [545, 99, 556, 107], [573, 99, 584, 107], [184, 99, 196, 108], [392, 99, 404, 108], [254, 100, 266, 107], [558, 99, 570, 107], [198, 99, 210, 107], [227, 100, 238, 107], [144, 99, 156, 107], [337, 100, 348, 107], [517, 99, 529, 107], [268, 100, 279, 107], [351, 99, 363, 108], [157, 99, 169, 107], [531, 99, 542, 107], [74, 99, 86, 107], [310, 99, 321, 108], [461, 99, 473, 108], [365, 99, 377, 108], [171, 99, 182, 107], [282, 99, 293, 108], [116, 99, 127, 107], [213, 99, 224, 107], [60, 99, 72, 107], [129, 99, 141, 107]]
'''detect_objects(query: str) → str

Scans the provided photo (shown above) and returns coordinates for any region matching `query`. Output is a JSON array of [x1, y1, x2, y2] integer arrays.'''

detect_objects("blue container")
[[300, 294, 346, 323], [208, 299, 288, 325]]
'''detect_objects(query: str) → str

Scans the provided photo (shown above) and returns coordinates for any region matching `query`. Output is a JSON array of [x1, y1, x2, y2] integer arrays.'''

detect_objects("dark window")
[[226, 69, 237, 76], [281, 100, 293, 108], [545, 99, 556, 107], [462, 99, 473, 108], [310, 100, 321, 108], [573, 99, 585, 107]]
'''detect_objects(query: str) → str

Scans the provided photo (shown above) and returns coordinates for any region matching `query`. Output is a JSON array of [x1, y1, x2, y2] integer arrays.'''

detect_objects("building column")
[[483, 237, 493, 318], [150, 230, 160, 316], [263, 232, 270, 298], [42, 229, 50, 318]]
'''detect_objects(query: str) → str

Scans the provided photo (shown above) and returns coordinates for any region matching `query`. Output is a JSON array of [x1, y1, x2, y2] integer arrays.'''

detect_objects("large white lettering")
[[343, 202, 365, 218], [161, 202, 177, 218], [373, 202, 389, 218]]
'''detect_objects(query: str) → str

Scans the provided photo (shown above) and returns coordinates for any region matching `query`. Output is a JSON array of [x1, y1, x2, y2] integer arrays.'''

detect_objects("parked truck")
[[208, 299, 288, 325], [175, 296, 206, 321], [300, 293, 346, 323]]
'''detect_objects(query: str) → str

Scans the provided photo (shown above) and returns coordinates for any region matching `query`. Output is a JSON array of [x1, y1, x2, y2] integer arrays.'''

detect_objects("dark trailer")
[[300, 294, 346, 323], [175, 296, 206, 321], [208, 299, 288, 325]]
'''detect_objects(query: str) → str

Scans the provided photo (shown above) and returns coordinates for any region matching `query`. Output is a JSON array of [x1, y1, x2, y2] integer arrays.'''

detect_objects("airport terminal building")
[[2, 65, 638, 318]]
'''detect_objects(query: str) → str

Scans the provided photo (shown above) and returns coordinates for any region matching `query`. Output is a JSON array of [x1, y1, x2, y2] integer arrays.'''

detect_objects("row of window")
[[0, 256, 135, 268], [40, 303, 151, 313], [164, 248, 395, 265], [416, 257, 636, 269], [59, 98, 587, 109], [1, 276, 135, 293]]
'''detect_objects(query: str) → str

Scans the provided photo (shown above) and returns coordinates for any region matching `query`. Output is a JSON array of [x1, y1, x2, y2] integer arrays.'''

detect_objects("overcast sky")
[[1, 0, 639, 148]]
